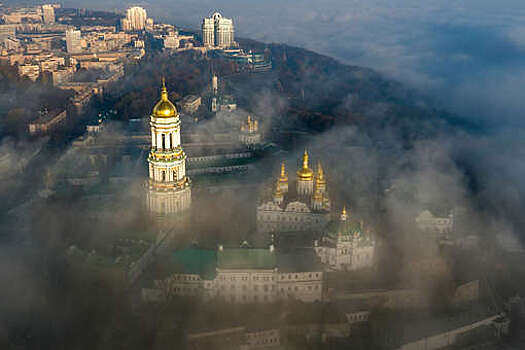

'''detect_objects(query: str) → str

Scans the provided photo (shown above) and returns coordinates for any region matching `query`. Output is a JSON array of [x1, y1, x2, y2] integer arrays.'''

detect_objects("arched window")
[[161, 134, 165, 149], [173, 170, 177, 181], [161, 171, 166, 181]]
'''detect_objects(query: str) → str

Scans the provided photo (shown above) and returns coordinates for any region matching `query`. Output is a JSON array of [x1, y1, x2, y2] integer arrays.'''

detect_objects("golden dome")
[[297, 149, 314, 181], [152, 79, 178, 118]]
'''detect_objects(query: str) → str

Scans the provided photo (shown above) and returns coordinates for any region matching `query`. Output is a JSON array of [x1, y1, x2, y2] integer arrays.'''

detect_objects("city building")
[[52, 68, 74, 86], [415, 209, 454, 236], [148, 244, 323, 304], [314, 207, 375, 271], [0, 25, 17, 41], [65, 29, 82, 54], [146, 80, 192, 218], [201, 12, 235, 48], [41, 5, 55, 25], [180, 95, 201, 114], [2, 7, 43, 24], [215, 49, 272, 72], [257, 152, 331, 233], [239, 115, 261, 147], [28, 109, 67, 134], [163, 32, 180, 49], [124, 6, 148, 31], [18, 64, 40, 81]]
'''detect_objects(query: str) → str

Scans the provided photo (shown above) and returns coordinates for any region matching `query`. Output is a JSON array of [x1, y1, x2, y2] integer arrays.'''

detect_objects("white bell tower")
[[146, 79, 191, 217]]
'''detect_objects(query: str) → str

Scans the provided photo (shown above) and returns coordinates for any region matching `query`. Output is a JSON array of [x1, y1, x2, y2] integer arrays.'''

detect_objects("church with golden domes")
[[256, 150, 331, 233], [146, 79, 191, 218]]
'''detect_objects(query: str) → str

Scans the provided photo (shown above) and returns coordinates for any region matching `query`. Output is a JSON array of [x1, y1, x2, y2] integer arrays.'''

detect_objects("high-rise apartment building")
[[42, 5, 55, 25], [124, 6, 147, 31], [65, 29, 82, 54], [201, 12, 235, 48]]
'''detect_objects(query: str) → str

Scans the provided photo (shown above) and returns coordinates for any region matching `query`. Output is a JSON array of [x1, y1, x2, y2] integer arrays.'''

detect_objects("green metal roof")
[[170, 247, 217, 279], [217, 248, 276, 270]]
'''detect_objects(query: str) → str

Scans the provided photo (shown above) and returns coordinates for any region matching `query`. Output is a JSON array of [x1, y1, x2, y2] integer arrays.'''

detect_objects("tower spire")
[[161, 77, 168, 100], [317, 161, 325, 181], [280, 162, 287, 179], [341, 206, 348, 221], [302, 149, 309, 169]]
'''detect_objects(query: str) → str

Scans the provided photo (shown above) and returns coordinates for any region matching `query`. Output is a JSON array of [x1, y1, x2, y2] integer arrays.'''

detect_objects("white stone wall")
[[277, 271, 323, 302], [315, 240, 375, 271], [245, 329, 280, 349], [158, 268, 323, 304], [415, 210, 454, 234], [212, 269, 278, 303], [257, 201, 329, 233]]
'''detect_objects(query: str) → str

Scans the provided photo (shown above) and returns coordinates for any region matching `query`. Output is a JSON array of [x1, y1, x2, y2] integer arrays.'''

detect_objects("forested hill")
[[238, 39, 484, 142], [101, 38, 484, 152]]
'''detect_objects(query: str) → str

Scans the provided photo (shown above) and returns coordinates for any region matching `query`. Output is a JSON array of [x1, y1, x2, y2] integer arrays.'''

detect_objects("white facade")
[[245, 329, 280, 349], [125, 7, 147, 31], [202, 17, 215, 47], [18, 64, 40, 81], [41, 5, 55, 25], [163, 33, 180, 49], [415, 210, 454, 235], [314, 209, 375, 271], [151, 247, 323, 304], [257, 201, 330, 233], [202, 12, 235, 48], [66, 29, 82, 54]]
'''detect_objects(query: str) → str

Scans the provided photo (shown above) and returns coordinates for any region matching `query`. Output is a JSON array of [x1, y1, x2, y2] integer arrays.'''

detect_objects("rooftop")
[[217, 247, 276, 270]]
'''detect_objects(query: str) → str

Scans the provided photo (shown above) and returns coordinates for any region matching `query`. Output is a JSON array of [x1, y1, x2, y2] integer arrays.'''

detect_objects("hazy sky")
[[62, 0, 525, 124]]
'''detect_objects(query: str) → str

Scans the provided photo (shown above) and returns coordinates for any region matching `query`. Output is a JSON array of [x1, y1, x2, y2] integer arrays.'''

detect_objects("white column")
[[166, 132, 171, 149], [156, 132, 162, 150], [151, 129, 156, 148], [174, 130, 181, 147]]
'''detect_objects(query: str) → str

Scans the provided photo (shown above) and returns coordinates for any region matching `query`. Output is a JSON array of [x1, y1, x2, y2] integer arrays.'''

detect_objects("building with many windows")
[[257, 151, 331, 233], [41, 5, 55, 25], [201, 12, 235, 48], [123, 6, 148, 31], [65, 29, 82, 54], [147, 244, 323, 304]]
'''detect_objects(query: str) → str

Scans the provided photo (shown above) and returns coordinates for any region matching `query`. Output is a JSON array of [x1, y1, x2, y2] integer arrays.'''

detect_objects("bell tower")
[[146, 79, 191, 218]]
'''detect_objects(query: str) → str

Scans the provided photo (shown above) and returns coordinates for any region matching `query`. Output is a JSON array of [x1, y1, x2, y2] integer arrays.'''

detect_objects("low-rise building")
[[415, 210, 454, 235], [148, 244, 323, 304], [28, 109, 67, 134], [163, 32, 180, 49], [18, 64, 40, 81], [180, 95, 201, 114], [51, 68, 74, 86]]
